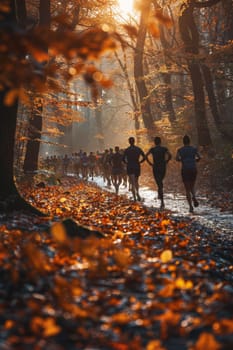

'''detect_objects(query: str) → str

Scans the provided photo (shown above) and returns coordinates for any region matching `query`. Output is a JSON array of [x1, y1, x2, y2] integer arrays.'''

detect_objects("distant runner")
[[176, 135, 201, 213], [123, 137, 146, 201], [110, 146, 124, 194], [146, 136, 172, 209]]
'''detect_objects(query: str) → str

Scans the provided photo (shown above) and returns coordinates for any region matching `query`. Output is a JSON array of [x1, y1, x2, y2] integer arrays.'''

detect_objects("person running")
[[88, 151, 96, 180], [176, 134, 201, 213], [101, 149, 112, 187], [80, 151, 89, 180], [145, 136, 172, 209], [122, 137, 146, 201], [110, 146, 124, 194], [73, 152, 81, 178], [62, 154, 70, 175]]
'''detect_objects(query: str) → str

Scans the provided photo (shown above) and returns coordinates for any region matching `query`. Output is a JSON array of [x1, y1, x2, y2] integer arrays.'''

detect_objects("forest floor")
[[0, 174, 232, 350], [139, 161, 233, 216]]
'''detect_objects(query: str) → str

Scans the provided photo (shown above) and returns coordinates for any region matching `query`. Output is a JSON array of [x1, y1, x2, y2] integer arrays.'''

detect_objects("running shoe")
[[193, 198, 199, 207]]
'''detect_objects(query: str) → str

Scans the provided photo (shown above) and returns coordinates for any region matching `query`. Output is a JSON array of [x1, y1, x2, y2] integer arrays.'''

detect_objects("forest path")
[[93, 176, 233, 240]]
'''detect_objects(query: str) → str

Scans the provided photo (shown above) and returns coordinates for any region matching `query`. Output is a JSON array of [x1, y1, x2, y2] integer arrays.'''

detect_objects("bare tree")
[[134, 0, 155, 137], [178, 0, 231, 146], [22, 0, 50, 174]]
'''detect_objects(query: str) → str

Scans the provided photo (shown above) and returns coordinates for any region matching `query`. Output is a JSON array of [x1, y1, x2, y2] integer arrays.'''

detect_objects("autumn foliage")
[[0, 178, 232, 349]]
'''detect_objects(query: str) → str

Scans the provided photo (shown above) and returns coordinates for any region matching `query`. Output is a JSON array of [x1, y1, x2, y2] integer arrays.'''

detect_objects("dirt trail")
[[93, 176, 233, 240]]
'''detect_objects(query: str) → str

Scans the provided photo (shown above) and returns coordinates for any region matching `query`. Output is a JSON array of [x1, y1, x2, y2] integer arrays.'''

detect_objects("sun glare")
[[118, 0, 134, 16]]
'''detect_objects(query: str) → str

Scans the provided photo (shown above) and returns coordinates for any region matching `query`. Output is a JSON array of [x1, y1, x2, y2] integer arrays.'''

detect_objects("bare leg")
[[154, 168, 165, 209], [116, 175, 122, 190], [129, 174, 137, 201], [190, 182, 199, 207], [135, 176, 141, 201], [184, 182, 193, 212], [156, 178, 164, 209]]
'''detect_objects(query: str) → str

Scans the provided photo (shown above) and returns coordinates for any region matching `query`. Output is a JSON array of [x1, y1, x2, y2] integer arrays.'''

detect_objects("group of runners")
[[43, 134, 201, 213], [43, 149, 127, 184], [119, 135, 200, 212]]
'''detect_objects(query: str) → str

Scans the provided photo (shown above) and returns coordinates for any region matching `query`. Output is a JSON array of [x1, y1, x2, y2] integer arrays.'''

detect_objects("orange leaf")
[[160, 249, 173, 263], [4, 320, 15, 329], [148, 22, 160, 38], [113, 248, 131, 267], [193, 333, 221, 350], [175, 277, 193, 290], [155, 10, 172, 28], [50, 222, 68, 243], [59, 197, 67, 203], [111, 312, 132, 324], [147, 340, 166, 350], [213, 319, 233, 334], [158, 284, 174, 298], [122, 24, 138, 38], [43, 318, 61, 337], [4, 89, 19, 106]]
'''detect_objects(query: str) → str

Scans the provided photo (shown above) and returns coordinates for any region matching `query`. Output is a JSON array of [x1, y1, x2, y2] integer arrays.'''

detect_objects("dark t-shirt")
[[123, 145, 145, 167], [176, 146, 199, 170], [148, 145, 169, 166], [111, 152, 123, 170]]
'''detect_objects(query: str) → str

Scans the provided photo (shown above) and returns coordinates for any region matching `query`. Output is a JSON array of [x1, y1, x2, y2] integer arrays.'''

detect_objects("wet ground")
[[93, 177, 233, 241]]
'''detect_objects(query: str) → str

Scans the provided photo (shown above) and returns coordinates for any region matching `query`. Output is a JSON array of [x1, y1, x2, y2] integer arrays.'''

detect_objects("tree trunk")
[[15, 0, 27, 27], [201, 63, 221, 125], [0, 90, 18, 198], [224, 0, 233, 41], [134, 0, 155, 135], [0, 0, 45, 214], [39, 0, 51, 27], [179, 1, 213, 146], [188, 61, 212, 146], [95, 106, 105, 151], [163, 72, 176, 123], [115, 50, 141, 141], [159, 20, 176, 124], [23, 97, 43, 173], [23, 0, 51, 174]]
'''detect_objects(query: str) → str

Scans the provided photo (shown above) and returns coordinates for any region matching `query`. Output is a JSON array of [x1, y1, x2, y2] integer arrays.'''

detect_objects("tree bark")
[[0, 0, 45, 214], [223, 0, 233, 41], [0, 90, 18, 198], [179, 1, 214, 146], [23, 0, 51, 174], [188, 61, 212, 146], [134, 0, 155, 135], [159, 13, 176, 123], [15, 0, 27, 27], [201, 63, 221, 126], [23, 97, 43, 173], [95, 106, 105, 151], [163, 72, 176, 122], [115, 50, 141, 140]]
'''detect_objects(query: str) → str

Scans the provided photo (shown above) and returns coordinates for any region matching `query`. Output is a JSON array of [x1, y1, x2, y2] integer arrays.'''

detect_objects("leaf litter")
[[0, 178, 232, 350]]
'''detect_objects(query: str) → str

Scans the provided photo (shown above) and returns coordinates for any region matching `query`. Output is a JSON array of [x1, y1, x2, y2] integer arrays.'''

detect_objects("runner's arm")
[[139, 149, 146, 163], [195, 149, 201, 162], [122, 150, 127, 164], [175, 150, 181, 161], [145, 149, 153, 166], [166, 149, 172, 163]]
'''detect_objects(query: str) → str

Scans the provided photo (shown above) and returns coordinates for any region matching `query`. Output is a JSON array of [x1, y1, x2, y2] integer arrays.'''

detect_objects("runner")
[[73, 152, 81, 178], [62, 154, 70, 175], [145, 136, 172, 209], [110, 146, 124, 194], [176, 135, 201, 213], [80, 151, 89, 180], [101, 149, 112, 187], [122, 137, 146, 201], [88, 151, 97, 180]]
